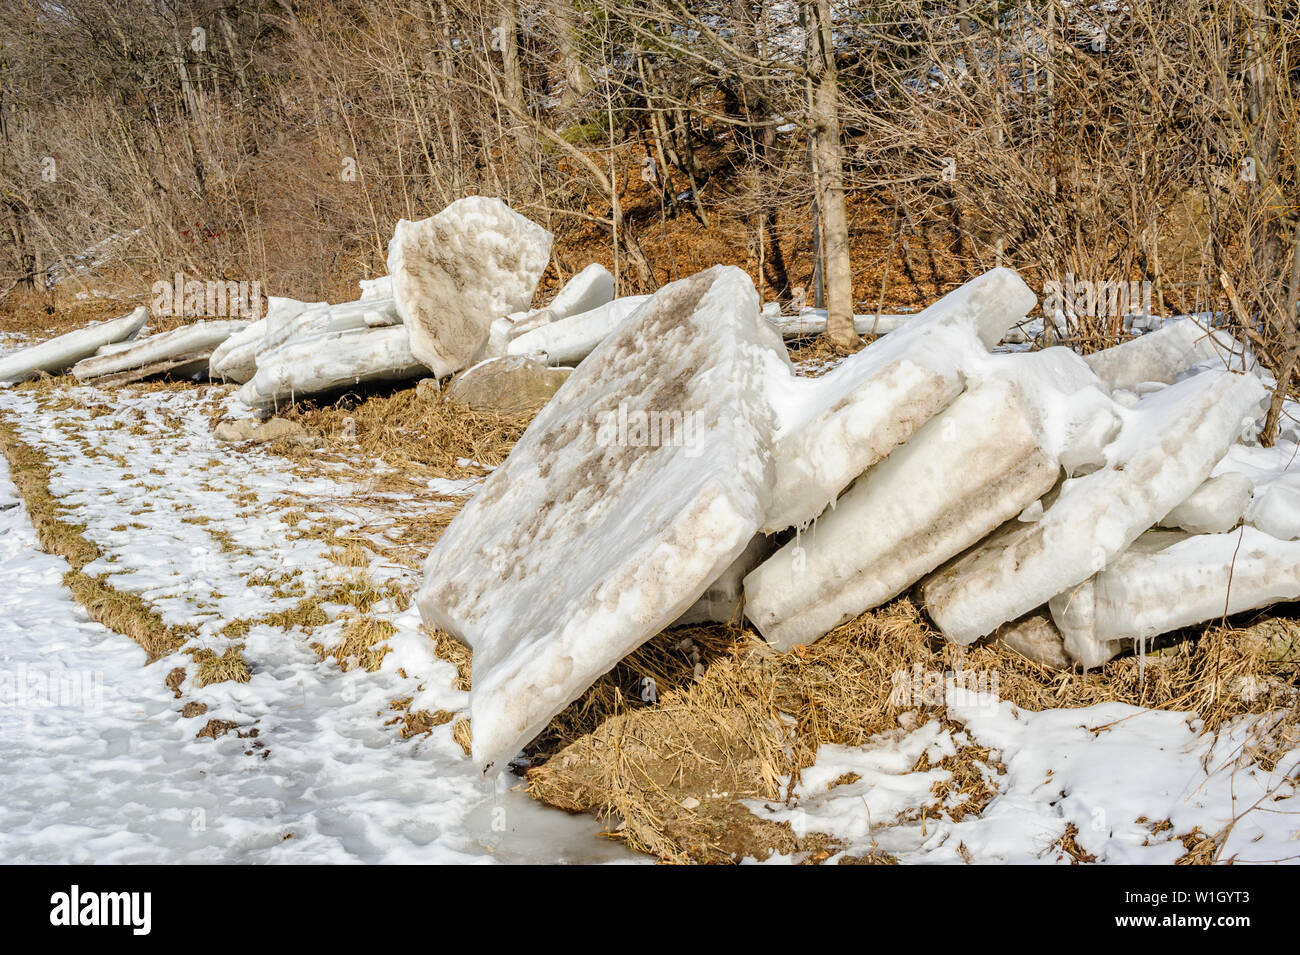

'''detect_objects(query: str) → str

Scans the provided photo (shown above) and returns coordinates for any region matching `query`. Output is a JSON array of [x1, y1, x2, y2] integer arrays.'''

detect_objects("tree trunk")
[[805, 0, 854, 347], [499, 0, 533, 156]]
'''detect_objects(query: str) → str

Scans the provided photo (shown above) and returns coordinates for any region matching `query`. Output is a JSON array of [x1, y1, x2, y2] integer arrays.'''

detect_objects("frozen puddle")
[[0, 385, 635, 863]]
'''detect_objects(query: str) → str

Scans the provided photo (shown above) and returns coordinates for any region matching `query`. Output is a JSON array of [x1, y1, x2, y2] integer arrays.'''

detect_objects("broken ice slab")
[[767, 309, 913, 339], [237, 324, 426, 411], [746, 376, 1061, 650], [388, 196, 553, 377], [416, 265, 790, 775], [1049, 527, 1300, 669], [71, 319, 248, 382], [0, 307, 148, 385], [1157, 471, 1254, 535], [1084, 317, 1249, 392], [761, 267, 1037, 533], [1214, 437, 1300, 541], [921, 369, 1268, 646], [254, 298, 393, 362], [210, 296, 326, 383], [507, 296, 650, 366], [542, 263, 615, 322]]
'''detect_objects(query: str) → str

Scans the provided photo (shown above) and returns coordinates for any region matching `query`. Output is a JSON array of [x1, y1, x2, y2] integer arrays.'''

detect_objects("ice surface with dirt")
[[417, 265, 791, 774], [389, 196, 553, 377]]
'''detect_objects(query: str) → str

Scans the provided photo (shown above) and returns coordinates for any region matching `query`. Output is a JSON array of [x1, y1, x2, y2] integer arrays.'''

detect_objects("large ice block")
[[416, 266, 790, 774], [388, 197, 553, 377], [1050, 528, 1300, 668], [761, 267, 1037, 533]]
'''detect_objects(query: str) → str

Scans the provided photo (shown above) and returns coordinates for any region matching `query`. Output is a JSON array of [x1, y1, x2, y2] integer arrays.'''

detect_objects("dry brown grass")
[[276, 386, 533, 481], [190, 646, 253, 687], [316, 615, 396, 673], [520, 598, 1299, 863]]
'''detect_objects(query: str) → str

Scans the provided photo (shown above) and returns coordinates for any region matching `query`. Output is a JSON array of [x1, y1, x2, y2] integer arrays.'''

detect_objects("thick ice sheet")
[[238, 325, 426, 411], [761, 267, 1037, 533], [746, 377, 1059, 649], [71, 320, 247, 381], [1084, 317, 1249, 392], [768, 310, 913, 339], [1050, 527, 1300, 668], [417, 266, 789, 773], [508, 296, 650, 366], [0, 307, 148, 385], [922, 370, 1268, 644], [544, 263, 615, 321], [389, 197, 553, 377]]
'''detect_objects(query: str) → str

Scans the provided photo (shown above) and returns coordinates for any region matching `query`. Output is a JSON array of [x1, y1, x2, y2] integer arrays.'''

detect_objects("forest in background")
[[1, 0, 1297, 406]]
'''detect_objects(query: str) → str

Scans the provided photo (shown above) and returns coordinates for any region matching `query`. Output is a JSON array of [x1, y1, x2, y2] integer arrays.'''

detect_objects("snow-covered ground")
[[0, 382, 633, 863], [749, 690, 1300, 864]]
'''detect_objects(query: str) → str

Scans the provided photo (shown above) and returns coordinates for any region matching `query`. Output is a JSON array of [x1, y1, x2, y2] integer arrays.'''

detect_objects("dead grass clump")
[[277, 386, 532, 481], [316, 615, 396, 673], [385, 698, 456, 740], [428, 627, 472, 692], [191, 646, 253, 686]]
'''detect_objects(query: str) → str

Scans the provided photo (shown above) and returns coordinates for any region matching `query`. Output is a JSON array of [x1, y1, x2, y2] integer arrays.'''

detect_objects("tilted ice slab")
[[746, 378, 1060, 650], [921, 370, 1269, 645], [507, 296, 650, 366], [761, 267, 1037, 533], [1084, 318, 1249, 392], [389, 196, 553, 377], [417, 266, 790, 774], [71, 319, 247, 381], [0, 307, 148, 385], [744, 347, 1117, 649], [500, 264, 618, 346], [1050, 528, 1300, 669], [211, 295, 324, 383], [237, 325, 426, 411], [253, 298, 392, 362], [541, 263, 615, 322]]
